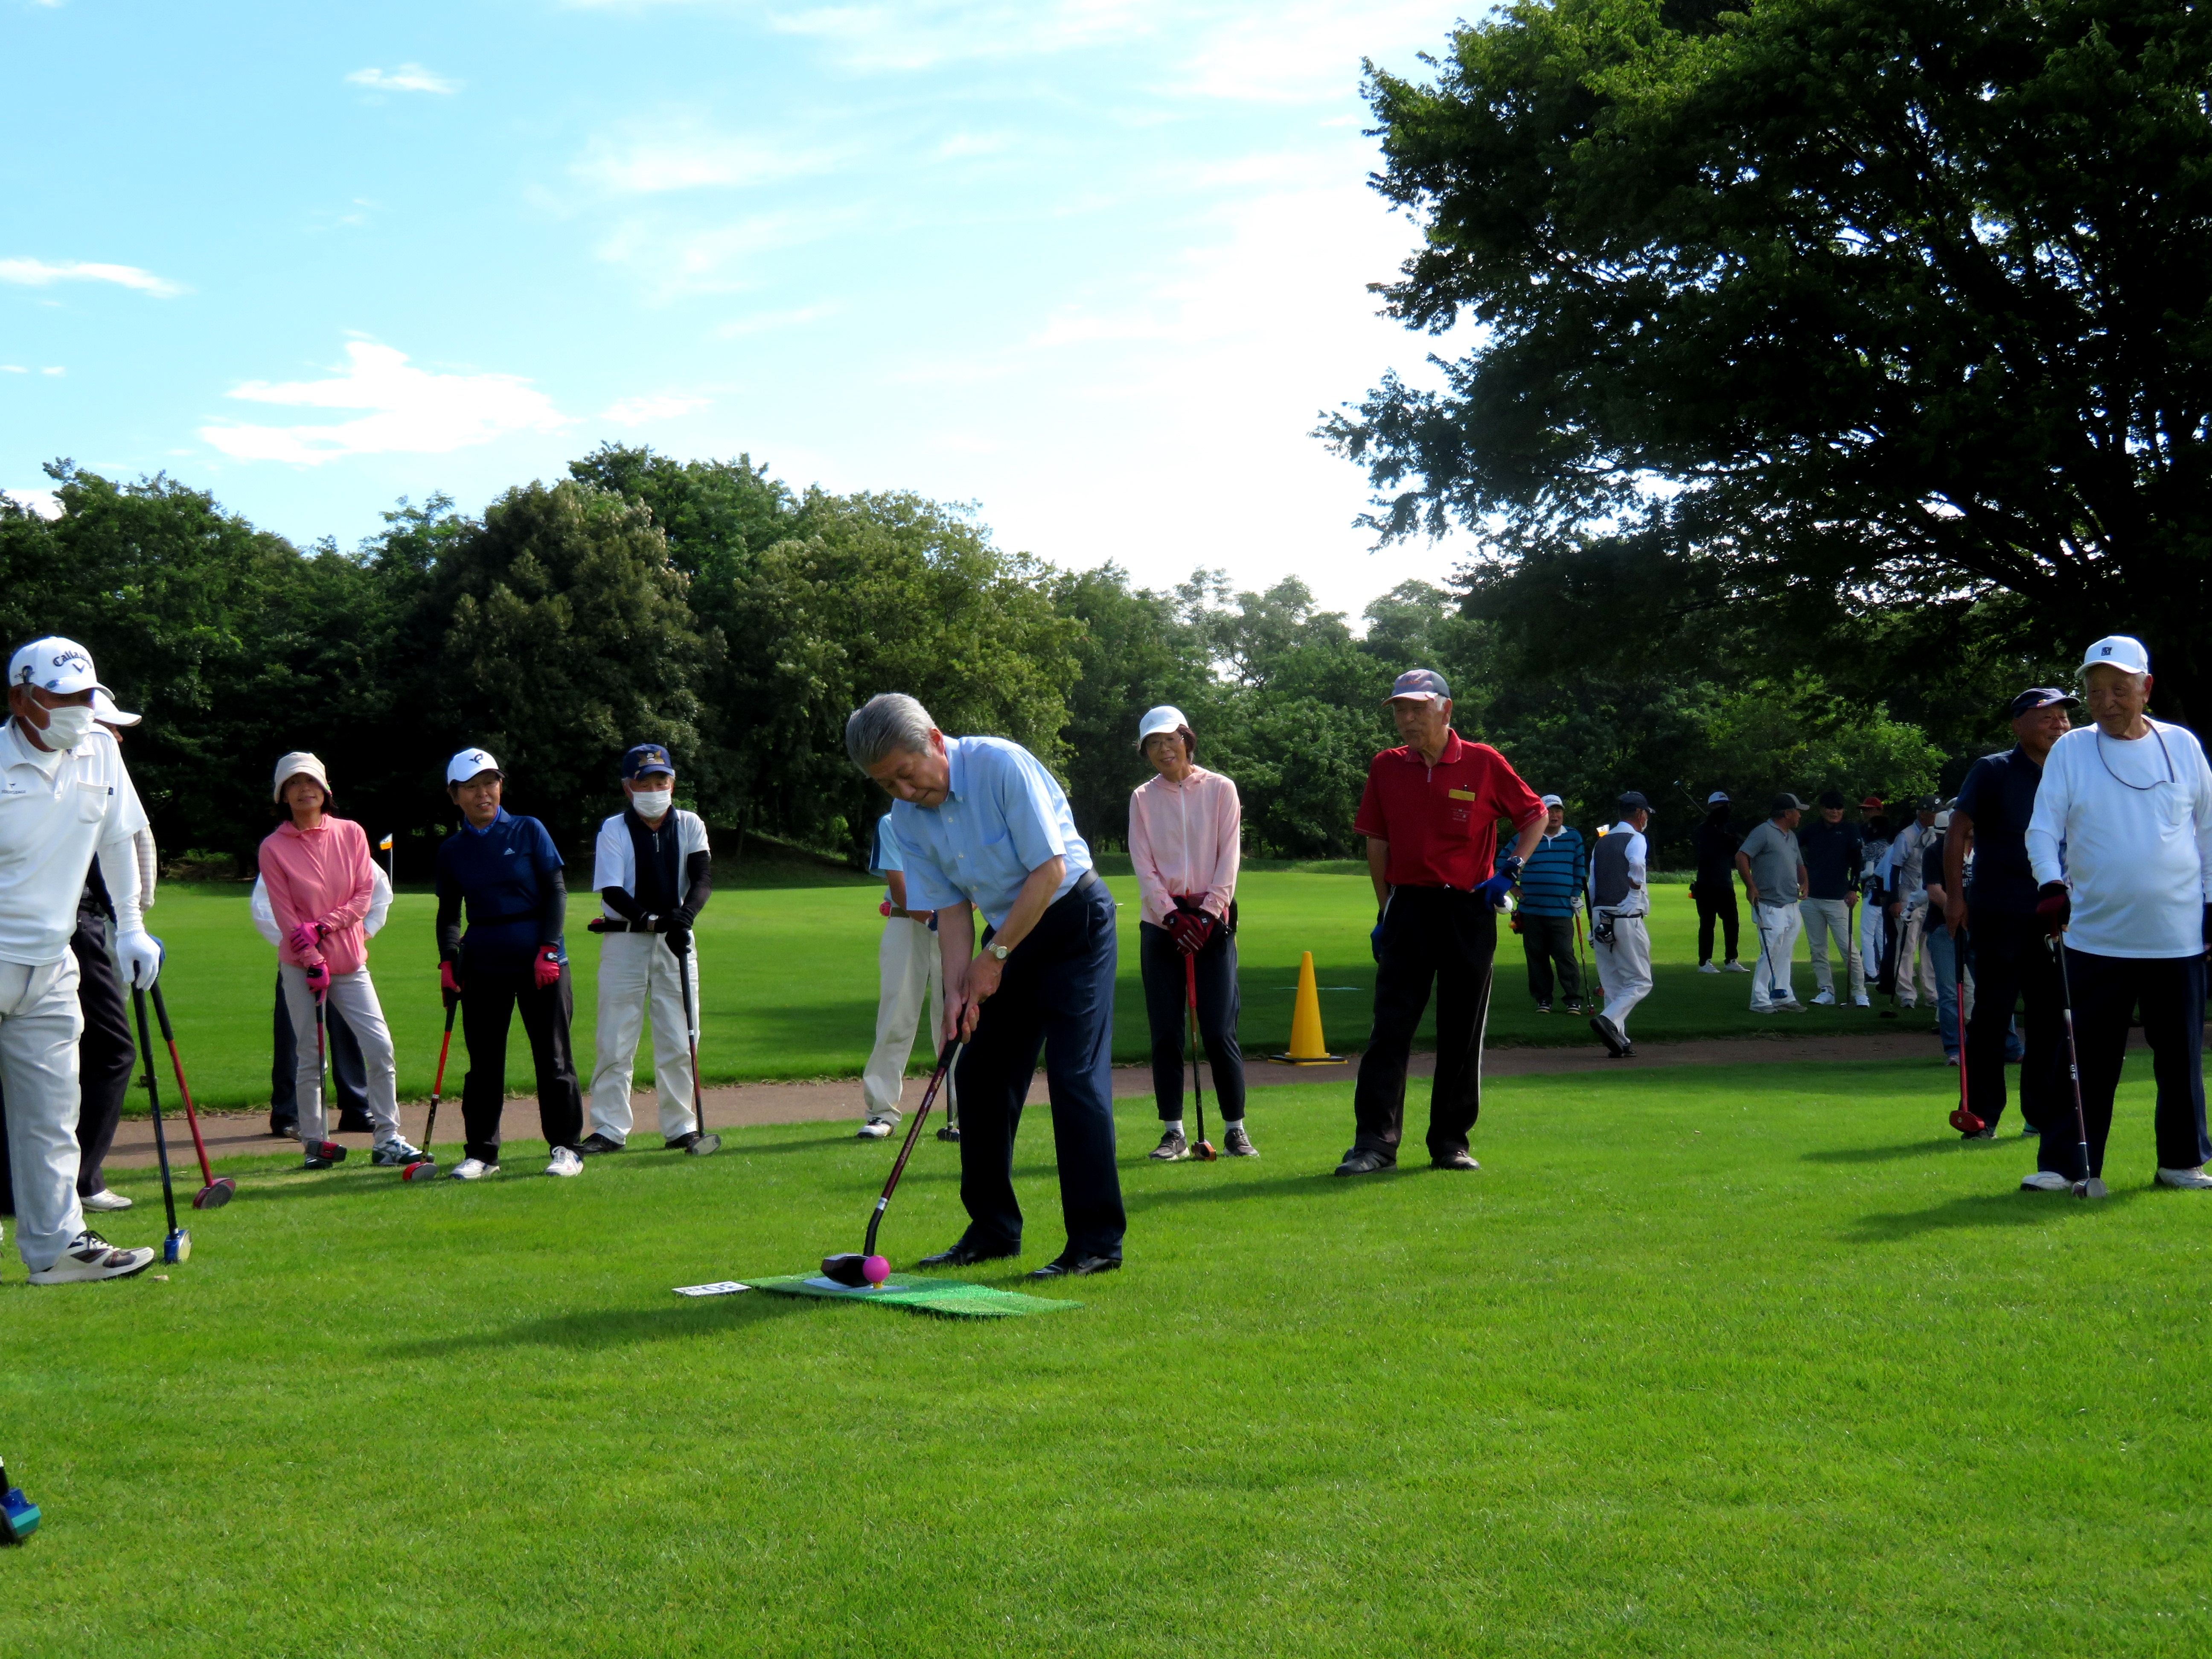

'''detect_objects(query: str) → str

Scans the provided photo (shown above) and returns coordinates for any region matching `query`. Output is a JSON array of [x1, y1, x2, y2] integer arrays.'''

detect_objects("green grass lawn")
[[146, 866, 1932, 1110], [3, 1052, 2203, 1655]]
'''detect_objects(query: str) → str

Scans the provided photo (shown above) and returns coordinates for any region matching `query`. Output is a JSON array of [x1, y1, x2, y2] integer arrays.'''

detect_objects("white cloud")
[[573, 125, 839, 194], [710, 303, 837, 338], [200, 341, 567, 466], [599, 393, 711, 426], [344, 63, 461, 94], [0, 258, 184, 297], [594, 205, 861, 299], [3, 491, 62, 520]]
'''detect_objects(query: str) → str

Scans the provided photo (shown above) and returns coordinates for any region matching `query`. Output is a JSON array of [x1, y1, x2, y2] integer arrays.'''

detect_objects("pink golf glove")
[[287, 921, 324, 958], [533, 948, 562, 990], [303, 960, 331, 996], [440, 960, 462, 997]]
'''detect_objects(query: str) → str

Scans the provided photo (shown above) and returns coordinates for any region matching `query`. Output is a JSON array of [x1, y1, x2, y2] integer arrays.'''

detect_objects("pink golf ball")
[[862, 1254, 891, 1286]]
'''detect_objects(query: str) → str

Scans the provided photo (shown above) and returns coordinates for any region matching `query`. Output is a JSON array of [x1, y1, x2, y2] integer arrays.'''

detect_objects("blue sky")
[[2, 0, 1475, 618]]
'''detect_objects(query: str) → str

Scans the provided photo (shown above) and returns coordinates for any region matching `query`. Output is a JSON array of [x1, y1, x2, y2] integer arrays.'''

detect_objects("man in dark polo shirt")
[[1337, 669, 1546, 1176], [1946, 687, 2077, 1135]]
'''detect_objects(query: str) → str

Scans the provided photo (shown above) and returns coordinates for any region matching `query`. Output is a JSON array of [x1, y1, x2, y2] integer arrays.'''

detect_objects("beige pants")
[[0, 956, 85, 1270], [862, 917, 957, 1126], [1800, 899, 1867, 999], [1895, 904, 1938, 1006], [588, 931, 701, 1144], [1592, 914, 1652, 1037]]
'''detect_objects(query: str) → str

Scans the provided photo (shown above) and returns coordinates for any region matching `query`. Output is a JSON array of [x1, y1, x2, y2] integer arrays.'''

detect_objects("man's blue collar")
[[464, 807, 511, 837]]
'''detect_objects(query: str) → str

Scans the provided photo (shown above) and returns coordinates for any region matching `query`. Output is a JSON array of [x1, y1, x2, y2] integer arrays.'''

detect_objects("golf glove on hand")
[[114, 927, 163, 991], [439, 960, 462, 997], [533, 948, 562, 990], [1475, 854, 1524, 911], [304, 960, 331, 996], [2035, 882, 2070, 938], [286, 921, 324, 957]]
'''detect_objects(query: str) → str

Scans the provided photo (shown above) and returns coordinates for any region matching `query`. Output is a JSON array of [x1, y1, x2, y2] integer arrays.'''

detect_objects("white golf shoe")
[[81, 1189, 133, 1213], [856, 1119, 892, 1140], [370, 1138, 429, 1168], [28, 1231, 156, 1284], [546, 1146, 584, 1178], [2020, 1171, 2072, 1192], [2156, 1166, 2212, 1190], [1697, 962, 1720, 974], [1722, 961, 1750, 973], [1853, 993, 1871, 1008], [448, 1158, 499, 1181], [1811, 990, 1837, 1007]]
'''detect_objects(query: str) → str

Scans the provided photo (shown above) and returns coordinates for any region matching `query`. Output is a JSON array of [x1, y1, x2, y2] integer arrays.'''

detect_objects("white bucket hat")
[[272, 750, 331, 803]]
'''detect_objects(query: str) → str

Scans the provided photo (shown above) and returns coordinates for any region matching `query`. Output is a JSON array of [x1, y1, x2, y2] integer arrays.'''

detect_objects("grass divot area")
[[3, 1050, 2203, 1655]]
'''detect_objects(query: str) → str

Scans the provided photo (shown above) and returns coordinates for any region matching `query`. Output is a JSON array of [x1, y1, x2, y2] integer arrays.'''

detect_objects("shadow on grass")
[[390, 1292, 810, 1356], [1121, 1166, 1393, 1217], [1846, 1185, 2148, 1241], [1802, 1138, 1966, 1165]]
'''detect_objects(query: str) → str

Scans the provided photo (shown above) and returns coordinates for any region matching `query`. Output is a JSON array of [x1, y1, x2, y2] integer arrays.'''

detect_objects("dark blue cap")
[[621, 743, 675, 780], [1386, 668, 1450, 703], [1617, 791, 1651, 813]]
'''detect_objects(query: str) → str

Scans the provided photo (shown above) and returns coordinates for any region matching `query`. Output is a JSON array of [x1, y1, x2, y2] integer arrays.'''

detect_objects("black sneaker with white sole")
[[576, 1132, 626, 1155], [28, 1231, 157, 1285], [1223, 1123, 1258, 1157], [1148, 1128, 1188, 1161]]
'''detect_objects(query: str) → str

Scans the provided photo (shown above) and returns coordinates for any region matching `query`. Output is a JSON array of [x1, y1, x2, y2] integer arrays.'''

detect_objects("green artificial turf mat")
[[751, 1273, 1080, 1318]]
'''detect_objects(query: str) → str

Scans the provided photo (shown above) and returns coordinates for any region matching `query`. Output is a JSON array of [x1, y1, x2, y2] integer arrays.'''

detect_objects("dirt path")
[[100, 1029, 1956, 1169]]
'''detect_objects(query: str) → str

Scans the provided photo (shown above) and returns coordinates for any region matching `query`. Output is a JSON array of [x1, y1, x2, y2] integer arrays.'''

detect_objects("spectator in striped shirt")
[[1513, 794, 1587, 1013]]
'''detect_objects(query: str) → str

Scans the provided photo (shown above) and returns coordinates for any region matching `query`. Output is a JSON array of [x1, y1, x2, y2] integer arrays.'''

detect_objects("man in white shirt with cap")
[[2023, 634, 2212, 1192], [0, 637, 160, 1283], [1586, 792, 1654, 1057]]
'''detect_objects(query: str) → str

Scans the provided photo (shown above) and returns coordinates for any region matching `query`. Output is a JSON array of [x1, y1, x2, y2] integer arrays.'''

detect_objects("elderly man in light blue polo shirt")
[[845, 691, 1125, 1278]]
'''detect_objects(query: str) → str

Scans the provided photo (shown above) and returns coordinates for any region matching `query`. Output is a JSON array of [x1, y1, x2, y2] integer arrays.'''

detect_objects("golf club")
[[822, 1036, 960, 1287], [403, 992, 457, 1182], [2049, 937, 2108, 1199], [1183, 953, 1217, 1161], [1947, 932, 1985, 1134], [147, 977, 236, 1208], [0, 1453, 38, 1543], [303, 983, 346, 1167], [670, 931, 719, 1156], [128, 984, 189, 1263]]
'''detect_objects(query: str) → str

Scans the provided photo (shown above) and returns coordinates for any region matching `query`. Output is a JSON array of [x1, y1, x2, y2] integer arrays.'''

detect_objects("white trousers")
[[1859, 901, 1886, 980], [1749, 902, 1802, 1009], [1591, 914, 1652, 1036], [1895, 904, 1938, 1006], [862, 918, 956, 1126], [588, 932, 700, 1143], [0, 956, 85, 1270], [279, 964, 400, 1146], [1800, 898, 1866, 998]]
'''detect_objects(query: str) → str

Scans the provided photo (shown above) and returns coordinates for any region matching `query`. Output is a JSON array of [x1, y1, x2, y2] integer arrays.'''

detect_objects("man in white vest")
[[1586, 793, 1653, 1057]]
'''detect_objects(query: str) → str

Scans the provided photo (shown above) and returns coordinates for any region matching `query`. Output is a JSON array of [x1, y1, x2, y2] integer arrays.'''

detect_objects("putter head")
[[192, 1178, 237, 1211], [1193, 1141, 1218, 1162], [401, 1159, 439, 1183], [820, 1252, 870, 1287], [1, 1486, 39, 1543], [685, 1132, 722, 1157], [1948, 1107, 1986, 1135], [2073, 1177, 2110, 1199], [163, 1228, 190, 1264]]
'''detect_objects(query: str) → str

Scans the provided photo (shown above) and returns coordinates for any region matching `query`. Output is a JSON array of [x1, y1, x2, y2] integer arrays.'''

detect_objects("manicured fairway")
[[3, 1052, 2203, 1656], [144, 863, 1933, 1109]]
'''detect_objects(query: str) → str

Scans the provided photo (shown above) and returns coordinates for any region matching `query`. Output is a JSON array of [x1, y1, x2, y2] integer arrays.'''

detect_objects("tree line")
[[2, 444, 2055, 874]]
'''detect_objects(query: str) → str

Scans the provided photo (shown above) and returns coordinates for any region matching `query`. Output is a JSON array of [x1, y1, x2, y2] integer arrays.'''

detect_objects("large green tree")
[[1328, 0, 2212, 718]]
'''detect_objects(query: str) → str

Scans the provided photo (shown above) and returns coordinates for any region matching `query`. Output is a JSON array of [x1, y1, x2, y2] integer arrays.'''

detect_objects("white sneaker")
[[1697, 962, 1720, 974], [857, 1119, 893, 1140], [28, 1231, 156, 1284], [448, 1158, 499, 1181], [81, 1189, 133, 1213], [2156, 1166, 2212, 1189], [546, 1146, 584, 1178], [1773, 998, 1805, 1013], [1811, 990, 1837, 1007], [1853, 994, 1871, 1008], [2020, 1171, 2072, 1192], [1722, 961, 1750, 973]]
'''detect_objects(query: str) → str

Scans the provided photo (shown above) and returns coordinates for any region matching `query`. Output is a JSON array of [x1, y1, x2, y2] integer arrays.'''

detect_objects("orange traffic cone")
[[1272, 950, 1344, 1065]]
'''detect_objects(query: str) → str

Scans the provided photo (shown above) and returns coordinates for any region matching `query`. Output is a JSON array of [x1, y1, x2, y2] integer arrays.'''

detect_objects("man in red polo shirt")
[[1337, 669, 1546, 1176]]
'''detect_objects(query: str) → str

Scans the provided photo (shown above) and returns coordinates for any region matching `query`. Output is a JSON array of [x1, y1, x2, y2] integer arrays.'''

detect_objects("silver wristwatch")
[[989, 943, 1013, 961]]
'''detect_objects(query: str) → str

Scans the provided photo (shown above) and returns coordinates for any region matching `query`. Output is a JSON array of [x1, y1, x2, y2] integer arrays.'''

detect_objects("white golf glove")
[[114, 926, 163, 991]]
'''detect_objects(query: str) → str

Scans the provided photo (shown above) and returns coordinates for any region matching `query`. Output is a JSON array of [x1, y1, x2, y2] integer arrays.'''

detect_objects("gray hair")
[[846, 693, 936, 771]]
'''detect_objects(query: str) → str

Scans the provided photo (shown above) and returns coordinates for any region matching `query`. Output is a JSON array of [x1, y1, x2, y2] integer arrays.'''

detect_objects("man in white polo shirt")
[[2023, 634, 2212, 1192], [0, 637, 160, 1283]]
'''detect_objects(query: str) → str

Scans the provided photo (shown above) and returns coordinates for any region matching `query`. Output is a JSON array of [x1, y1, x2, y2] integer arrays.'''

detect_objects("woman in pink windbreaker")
[[259, 751, 424, 1173], [1128, 706, 1251, 1159]]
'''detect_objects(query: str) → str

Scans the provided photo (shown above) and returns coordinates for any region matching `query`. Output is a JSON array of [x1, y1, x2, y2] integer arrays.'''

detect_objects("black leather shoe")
[[1431, 1150, 1481, 1171], [1027, 1254, 1120, 1280], [576, 1132, 626, 1155], [1589, 1014, 1627, 1057], [917, 1240, 1019, 1269], [1334, 1148, 1395, 1177], [336, 1109, 377, 1134]]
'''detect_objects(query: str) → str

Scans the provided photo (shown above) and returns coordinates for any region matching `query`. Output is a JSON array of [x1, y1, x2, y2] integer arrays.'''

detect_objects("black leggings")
[[1140, 921, 1245, 1123]]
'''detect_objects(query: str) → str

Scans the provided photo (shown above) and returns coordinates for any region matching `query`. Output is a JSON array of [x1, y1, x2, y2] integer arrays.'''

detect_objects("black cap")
[[1617, 791, 1651, 813], [2008, 686, 2079, 720], [1815, 789, 1845, 809], [1915, 794, 1940, 812], [1770, 792, 1809, 814]]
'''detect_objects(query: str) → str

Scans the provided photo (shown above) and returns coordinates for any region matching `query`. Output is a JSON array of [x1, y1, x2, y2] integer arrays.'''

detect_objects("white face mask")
[[631, 788, 673, 818], [37, 702, 96, 749]]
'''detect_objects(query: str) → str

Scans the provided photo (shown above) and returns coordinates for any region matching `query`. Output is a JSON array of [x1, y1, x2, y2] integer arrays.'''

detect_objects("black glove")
[[2035, 881, 2070, 940]]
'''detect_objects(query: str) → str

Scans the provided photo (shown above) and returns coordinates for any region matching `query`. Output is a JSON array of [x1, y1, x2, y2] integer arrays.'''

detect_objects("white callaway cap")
[[1540, 793, 1563, 808], [91, 689, 140, 727], [446, 747, 502, 785], [8, 636, 111, 699], [1136, 705, 1191, 751], [2081, 634, 2150, 675]]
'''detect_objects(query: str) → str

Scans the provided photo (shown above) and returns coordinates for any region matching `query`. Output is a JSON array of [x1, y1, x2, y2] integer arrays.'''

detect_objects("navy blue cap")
[[2008, 686, 2078, 720], [621, 743, 675, 780], [1385, 668, 1450, 703], [1617, 791, 1651, 813]]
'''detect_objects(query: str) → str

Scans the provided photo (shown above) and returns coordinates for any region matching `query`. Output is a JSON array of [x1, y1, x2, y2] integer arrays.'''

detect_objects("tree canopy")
[[1327, 0, 2212, 718]]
